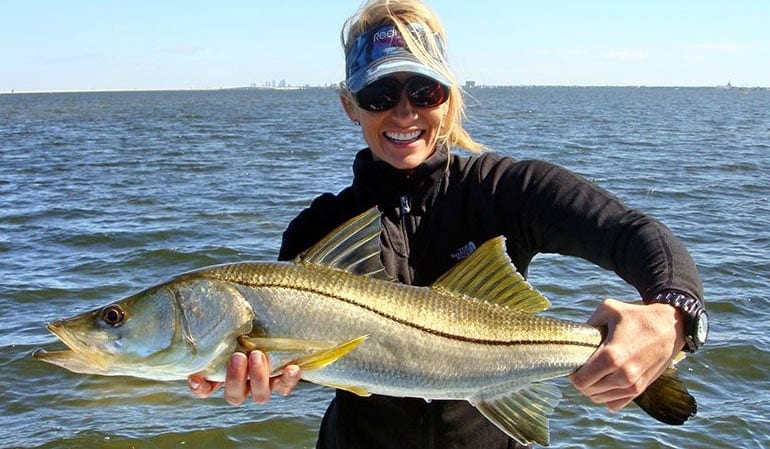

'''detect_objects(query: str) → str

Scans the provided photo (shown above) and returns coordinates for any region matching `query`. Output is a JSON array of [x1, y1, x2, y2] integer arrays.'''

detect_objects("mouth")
[[46, 321, 83, 349], [34, 323, 110, 374], [384, 130, 423, 144]]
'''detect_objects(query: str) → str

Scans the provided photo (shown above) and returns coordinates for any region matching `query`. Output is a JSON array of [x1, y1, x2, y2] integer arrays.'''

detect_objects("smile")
[[385, 130, 423, 143]]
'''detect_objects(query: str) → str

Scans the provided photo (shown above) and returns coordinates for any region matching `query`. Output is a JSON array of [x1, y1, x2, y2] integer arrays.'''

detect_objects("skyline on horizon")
[[2, 1, 768, 93]]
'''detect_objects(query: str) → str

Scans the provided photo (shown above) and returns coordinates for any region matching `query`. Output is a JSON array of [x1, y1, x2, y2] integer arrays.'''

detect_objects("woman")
[[189, 1, 706, 448]]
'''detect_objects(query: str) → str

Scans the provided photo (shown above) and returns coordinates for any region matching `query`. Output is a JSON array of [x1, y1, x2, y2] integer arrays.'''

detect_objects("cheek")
[[359, 118, 385, 146]]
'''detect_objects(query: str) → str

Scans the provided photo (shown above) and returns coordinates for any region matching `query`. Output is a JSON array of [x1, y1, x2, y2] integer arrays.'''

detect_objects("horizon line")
[[2, 83, 768, 95]]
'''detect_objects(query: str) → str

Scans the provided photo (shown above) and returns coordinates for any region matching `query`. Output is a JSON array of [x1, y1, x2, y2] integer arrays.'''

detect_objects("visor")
[[345, 23, 451, 94]]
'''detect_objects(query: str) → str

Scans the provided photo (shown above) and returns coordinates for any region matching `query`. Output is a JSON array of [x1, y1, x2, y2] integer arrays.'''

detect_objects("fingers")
[[571, 299, 684, 413], [248, 351, 272, 403], [224, 352, 250, 405], [271, 365, 301, 397], [570, 299, 622, 394], [200, 351, 301, 405], [188, 374, 223, 399]]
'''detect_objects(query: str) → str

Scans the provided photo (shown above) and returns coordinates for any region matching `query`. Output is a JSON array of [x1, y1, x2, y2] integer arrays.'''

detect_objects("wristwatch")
[[647, 291, 709, 353]]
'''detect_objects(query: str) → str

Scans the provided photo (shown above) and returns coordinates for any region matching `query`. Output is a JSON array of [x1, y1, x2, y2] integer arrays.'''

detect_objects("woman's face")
[[342, 73, 448, 170]]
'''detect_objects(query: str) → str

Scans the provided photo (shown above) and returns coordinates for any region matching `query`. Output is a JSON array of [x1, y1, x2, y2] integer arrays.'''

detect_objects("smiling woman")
[[185, 1, 706, 449], [340, 70, 450, 170]]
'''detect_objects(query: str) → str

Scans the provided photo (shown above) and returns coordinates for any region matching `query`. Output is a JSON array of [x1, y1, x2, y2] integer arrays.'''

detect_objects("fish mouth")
[[32, 347, 109, 375], [33, 321, 110, 374], [45, 320, 87, 351]]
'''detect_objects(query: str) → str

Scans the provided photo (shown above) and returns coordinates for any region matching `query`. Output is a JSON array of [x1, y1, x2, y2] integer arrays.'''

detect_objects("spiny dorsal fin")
[[432, 236, 550, 312], [299, 208, 391, 280], [472, 383, 561, 447]]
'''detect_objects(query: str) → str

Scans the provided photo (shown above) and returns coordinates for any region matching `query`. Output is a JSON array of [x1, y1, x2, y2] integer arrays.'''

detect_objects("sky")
[[2, 0, 768, 92]]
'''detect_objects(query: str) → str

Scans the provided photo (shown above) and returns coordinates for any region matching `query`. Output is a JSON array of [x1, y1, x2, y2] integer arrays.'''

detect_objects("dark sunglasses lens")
[[406, 77, 448, 108], [356, 79, 401, 111]]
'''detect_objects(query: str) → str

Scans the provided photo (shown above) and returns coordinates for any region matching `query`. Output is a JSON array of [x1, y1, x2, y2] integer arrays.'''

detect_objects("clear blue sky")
[[2, 0, 768, 92]]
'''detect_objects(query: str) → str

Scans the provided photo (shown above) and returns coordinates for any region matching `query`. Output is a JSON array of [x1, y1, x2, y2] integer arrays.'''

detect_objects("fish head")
[[35, 275, 257, 381], [34, 285, 185, 379]]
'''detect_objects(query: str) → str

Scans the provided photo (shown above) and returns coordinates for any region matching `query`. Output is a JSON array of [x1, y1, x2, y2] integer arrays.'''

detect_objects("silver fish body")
[[204, 260, 601, 400], [34, 208, 696, 446]]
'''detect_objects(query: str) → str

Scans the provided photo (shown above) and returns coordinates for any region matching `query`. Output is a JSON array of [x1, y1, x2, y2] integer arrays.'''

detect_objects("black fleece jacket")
[[278, 147, 703, 449]]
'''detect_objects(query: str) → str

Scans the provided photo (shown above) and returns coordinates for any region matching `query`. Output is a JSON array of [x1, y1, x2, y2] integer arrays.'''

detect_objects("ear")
[[340, 94, 360, 123]]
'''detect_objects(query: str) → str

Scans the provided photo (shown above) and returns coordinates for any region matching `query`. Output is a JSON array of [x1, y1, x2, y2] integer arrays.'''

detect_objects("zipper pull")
[[400, 195, 411, 215]]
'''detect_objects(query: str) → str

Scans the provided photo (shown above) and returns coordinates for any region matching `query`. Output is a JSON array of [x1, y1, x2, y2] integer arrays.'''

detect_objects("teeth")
[[386, 130, 422, 142]]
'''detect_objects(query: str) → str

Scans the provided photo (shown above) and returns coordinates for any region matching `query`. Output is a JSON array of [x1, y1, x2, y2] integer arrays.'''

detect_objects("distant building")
[[465, 80, 476, 88]]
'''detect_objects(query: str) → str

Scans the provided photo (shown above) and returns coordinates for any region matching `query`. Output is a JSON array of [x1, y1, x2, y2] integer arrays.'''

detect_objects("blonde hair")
[[340, 0, 485, 153]]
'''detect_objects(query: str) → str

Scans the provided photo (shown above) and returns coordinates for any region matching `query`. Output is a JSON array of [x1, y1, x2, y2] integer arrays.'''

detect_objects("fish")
[[34, 208, 697, 446]]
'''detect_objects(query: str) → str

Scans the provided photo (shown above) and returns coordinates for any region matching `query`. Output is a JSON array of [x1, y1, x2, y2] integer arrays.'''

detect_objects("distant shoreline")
[[2, 84, 768, 95]]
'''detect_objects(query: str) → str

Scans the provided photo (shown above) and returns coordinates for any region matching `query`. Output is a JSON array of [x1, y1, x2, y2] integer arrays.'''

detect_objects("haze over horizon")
[[2, 0, 768, 93]]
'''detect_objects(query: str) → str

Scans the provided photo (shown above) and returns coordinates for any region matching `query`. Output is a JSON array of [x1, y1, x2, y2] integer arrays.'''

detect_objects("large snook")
[[34, 209, 696, 446]]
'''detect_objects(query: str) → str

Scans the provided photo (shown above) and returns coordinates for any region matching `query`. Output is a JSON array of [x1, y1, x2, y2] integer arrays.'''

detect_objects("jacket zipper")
[[398, 194, 417, 284], [400, 195, 411, 215]]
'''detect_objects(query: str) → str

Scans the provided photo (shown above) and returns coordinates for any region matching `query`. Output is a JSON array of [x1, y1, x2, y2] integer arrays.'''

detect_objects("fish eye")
[[101, 305, 125, 327]]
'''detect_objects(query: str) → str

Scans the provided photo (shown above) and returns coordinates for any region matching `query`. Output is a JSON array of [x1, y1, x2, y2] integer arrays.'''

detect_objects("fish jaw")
[[33, 347, 110, 376], [33, 314, 115, 374]]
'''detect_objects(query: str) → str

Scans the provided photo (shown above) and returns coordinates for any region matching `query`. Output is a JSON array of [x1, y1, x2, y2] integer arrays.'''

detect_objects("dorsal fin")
[[299, 208, 392, 280], [432, 236, 550, 313]]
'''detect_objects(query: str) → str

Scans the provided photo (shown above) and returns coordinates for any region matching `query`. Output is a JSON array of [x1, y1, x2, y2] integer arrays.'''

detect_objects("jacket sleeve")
[[483, 156, 703, 302], [278, 187, 367, 261]]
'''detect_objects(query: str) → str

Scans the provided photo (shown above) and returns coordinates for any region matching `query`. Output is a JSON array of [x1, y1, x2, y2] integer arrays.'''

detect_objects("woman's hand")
[[188, 351, 301, 405], [569, 299, 686, 412]]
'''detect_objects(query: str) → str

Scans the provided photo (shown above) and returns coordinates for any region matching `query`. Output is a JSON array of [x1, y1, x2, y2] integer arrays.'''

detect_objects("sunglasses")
[[355, 76, 449, 112]]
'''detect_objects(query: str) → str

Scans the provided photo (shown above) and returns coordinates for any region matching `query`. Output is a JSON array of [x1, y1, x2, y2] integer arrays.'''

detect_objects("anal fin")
[[471, 383, 561, 447], [317, 381, 372, 397]]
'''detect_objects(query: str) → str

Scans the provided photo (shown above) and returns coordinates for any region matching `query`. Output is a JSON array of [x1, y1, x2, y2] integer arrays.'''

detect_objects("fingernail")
[[189, 379, 200, 390], [286, 366, 300, 379], [231, 352, 247, 369]]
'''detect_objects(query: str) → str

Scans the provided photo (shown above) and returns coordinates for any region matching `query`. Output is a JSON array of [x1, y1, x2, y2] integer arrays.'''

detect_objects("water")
[[1, 86, 768, 448]]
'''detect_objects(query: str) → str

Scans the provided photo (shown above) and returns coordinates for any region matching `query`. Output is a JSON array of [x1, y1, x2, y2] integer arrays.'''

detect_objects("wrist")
[[646, 291, 709, 353]]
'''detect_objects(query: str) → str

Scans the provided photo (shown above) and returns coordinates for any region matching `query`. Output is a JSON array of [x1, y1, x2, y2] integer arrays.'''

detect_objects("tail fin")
[[633, 367, 697, 425]]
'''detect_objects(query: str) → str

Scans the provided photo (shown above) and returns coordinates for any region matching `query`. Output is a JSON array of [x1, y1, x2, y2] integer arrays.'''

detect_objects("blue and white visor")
[[345, 23, 451, 94]]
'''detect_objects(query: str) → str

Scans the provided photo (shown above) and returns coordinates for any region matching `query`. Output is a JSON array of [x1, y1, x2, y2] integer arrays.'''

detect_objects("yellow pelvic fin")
[[432, 236, 550, 313], [238, 336, 336, 353], [471, 383, 561, 447], [238, 335, 368, 375], [288, 335, 369, 372]]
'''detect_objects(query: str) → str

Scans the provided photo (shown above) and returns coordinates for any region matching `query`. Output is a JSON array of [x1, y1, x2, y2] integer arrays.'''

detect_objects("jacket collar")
[[352, 147, 450, 216]]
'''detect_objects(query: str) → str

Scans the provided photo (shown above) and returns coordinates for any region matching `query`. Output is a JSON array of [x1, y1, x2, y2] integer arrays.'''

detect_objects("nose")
[[391, 90, 417, 119]]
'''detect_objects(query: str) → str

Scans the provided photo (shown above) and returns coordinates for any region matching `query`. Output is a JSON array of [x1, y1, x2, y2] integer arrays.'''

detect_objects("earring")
[[353, 120, 360, 126]]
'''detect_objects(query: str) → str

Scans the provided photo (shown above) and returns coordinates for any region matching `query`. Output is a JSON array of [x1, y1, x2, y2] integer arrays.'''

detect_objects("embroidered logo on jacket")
[[450, 242, 477, 262]]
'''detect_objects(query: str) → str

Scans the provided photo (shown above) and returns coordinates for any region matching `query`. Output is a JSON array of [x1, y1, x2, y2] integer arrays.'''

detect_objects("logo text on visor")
[[344, 23, 450, 94]]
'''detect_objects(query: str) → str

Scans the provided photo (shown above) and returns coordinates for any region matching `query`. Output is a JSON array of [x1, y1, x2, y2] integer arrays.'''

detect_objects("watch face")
[[696, 312, 709, 345]]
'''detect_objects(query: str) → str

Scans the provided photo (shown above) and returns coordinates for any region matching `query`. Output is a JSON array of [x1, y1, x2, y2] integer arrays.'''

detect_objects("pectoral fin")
[[471, 383, 561, 447]]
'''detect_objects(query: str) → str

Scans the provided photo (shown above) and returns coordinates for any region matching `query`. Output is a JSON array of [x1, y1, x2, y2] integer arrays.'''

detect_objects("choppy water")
[[1, 86, 768, 448]]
